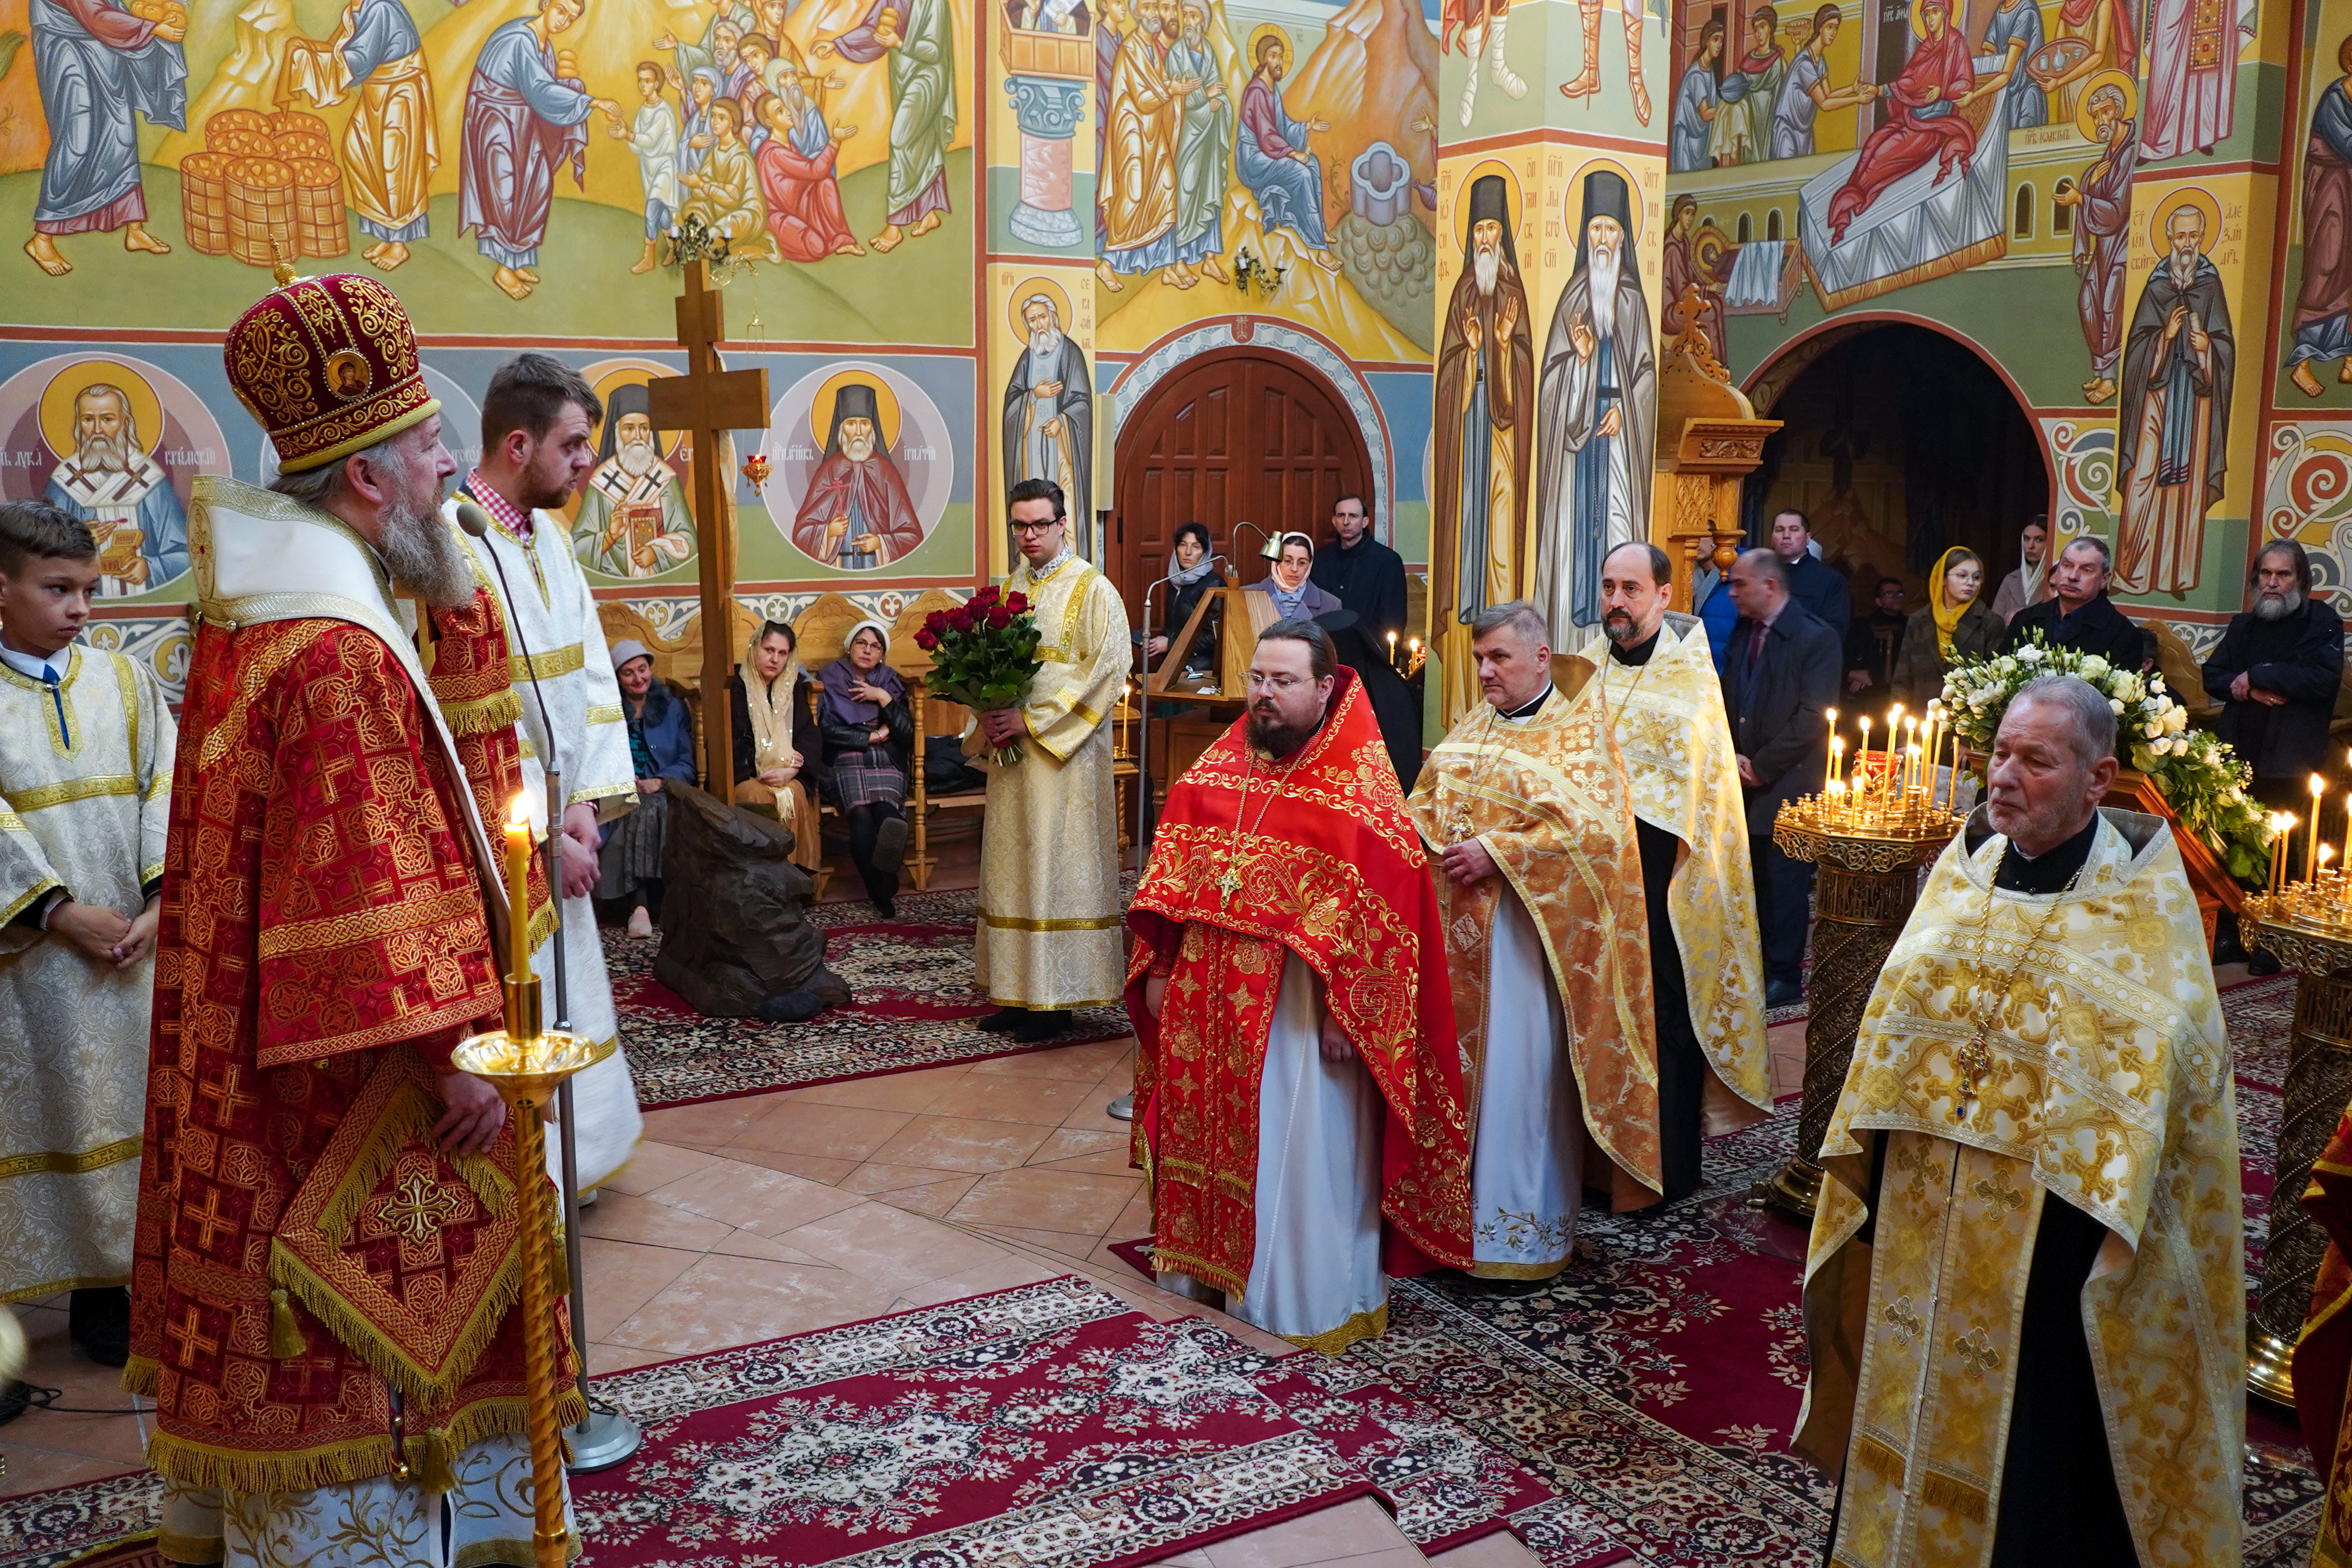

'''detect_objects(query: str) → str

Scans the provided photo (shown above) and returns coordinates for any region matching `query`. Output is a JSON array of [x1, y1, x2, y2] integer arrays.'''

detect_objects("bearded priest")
[[439, 352, 643, 1197], [1129, 618, 1471, 1349], [129, 269, 580, 1565], [1406, 600, 1661, 1282], [1588, 543, 1772, 1200], [1795, 674, 2243, 1566]]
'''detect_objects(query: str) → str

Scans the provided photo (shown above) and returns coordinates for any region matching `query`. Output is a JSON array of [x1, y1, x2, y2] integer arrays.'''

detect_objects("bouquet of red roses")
[[914, 584, 1043, 765]]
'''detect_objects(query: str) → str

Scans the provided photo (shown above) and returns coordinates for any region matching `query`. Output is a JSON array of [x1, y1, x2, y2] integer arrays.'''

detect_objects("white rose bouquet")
[[1939, 630, 2274, 883]]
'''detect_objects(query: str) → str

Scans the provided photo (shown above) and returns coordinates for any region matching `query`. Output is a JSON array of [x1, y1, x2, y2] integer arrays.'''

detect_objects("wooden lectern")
[[1649, 287, 1781, 611], [1145, 573, 1281, 707]]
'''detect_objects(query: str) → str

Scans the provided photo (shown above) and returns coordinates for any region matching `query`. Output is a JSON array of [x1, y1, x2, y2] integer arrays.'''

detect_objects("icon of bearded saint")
[[42, 381, 191, 596], [790, 382, 925, 570], [573, 382, 696, 577]]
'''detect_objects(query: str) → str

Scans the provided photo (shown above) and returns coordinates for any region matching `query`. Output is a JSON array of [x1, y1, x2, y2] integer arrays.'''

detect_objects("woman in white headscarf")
[[1988, 514, 2052, 626], [727, 618, 826, 874], [818, 619, 914, 916]]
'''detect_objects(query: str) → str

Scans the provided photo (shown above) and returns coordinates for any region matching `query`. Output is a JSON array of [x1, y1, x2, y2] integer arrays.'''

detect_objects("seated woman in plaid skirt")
[[818, 620, 915, 916]]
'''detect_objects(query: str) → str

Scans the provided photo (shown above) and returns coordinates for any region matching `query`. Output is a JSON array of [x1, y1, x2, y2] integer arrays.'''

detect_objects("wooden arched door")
[[1110, 349, 1373, 629]]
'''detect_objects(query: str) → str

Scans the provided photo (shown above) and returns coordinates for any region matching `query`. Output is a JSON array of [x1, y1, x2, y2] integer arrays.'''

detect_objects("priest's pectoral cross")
[[1215, 863, 1243, 908], [647, 258, 770, 798]]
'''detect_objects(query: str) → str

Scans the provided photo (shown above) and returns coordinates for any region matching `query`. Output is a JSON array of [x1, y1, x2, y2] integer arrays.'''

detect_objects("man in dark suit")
[[2001, 534, 2151, 671], [1311, 492, 1408, 646], [1772, 509, 1851, 644], [2203, 540, 2343, 973], [1722, 548, 1842, 1007]]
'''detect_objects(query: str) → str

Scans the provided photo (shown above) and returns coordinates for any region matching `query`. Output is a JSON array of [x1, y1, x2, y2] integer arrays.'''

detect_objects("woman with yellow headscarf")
[[1890, 546, 2002, 706]]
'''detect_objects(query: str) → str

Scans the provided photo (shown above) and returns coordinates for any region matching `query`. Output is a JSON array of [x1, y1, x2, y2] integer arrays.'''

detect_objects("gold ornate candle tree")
[[2237, 788, 2350, 1406], [1761, 704, 1967, 1219], [450, 798, 615, 1567]]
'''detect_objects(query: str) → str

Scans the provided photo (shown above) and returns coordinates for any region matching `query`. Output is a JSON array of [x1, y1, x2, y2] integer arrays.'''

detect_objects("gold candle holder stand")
[[2237, 891, 2352, 1408], [1760, 794, 1963, 1221], [450, 969, 615, 1568]]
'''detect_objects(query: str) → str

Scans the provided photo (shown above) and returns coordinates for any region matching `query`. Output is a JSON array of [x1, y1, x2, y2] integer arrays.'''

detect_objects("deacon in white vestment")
[[441, 355, 646, 1192], [971, 480, 1130, 1044], [0, 503, 173, 1355], [1408, 601, 1664, 1281]]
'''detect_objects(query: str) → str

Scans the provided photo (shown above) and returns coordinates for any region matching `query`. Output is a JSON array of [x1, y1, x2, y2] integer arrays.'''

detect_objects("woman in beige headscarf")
[[727, 618, 826, 874]]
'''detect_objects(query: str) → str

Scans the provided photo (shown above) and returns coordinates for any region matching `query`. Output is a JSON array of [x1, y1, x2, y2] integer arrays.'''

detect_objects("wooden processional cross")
[[646, 259, 770, 798]]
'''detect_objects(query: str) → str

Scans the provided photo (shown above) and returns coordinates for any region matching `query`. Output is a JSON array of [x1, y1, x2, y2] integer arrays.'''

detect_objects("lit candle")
[[2313, 775, 2327, 883], [504, 794, 532, 985], [1825, 708, 1838, 786], [1830, 735, 1845, 788], [2280, 814, 2298, 896], [1856, 717, 1872, 794]]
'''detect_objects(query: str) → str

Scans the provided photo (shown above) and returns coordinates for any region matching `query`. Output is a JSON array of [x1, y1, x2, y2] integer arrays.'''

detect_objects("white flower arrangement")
[[1939, 631, 2272, 882]]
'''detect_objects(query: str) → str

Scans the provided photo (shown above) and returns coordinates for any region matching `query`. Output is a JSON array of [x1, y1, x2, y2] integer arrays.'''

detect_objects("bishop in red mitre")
[[126, 268, 579, 1563], [1128, 617, 1471, 1352], [1825, 0, 1977, 243]]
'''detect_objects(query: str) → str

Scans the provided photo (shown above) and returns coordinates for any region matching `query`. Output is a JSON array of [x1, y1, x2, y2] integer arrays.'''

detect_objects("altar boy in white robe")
[[442, 353, 643, 1193], [1408, 600, 1663, 1283], [0, 501, 175, 1363]]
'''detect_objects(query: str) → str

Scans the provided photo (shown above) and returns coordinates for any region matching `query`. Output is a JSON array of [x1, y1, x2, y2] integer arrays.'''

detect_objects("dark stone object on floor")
[[655, 782, 851, 1019]]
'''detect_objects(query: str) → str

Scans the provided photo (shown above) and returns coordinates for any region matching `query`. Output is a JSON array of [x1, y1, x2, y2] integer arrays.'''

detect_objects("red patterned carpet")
[[569, 1276, 1553, 1566], [607, 886, 1132, 1109]]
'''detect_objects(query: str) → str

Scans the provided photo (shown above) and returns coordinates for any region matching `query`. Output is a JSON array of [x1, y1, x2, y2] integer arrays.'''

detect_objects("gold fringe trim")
[[1921, 1472, 1989, 1522], [146, 1428, 400, 1498], [121, 1353, 160, 1396], [526, 897, 560, 955], [437, 687, 524, 738], [1853, 1433, 1907, 1489], [403, 1428, 459, 1494], [1279, 1300, 1388, 1355], [268, 1231, 524, 1407]]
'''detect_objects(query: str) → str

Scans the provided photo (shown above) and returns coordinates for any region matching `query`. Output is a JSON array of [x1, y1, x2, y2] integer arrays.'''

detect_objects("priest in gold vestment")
[[0, 502, 174, 1363], [1406, 601, 1661, 1281], [1588, 542, 1770, 1200], [971, 479, 1130, 1042], [1796, 674, 2243, 1567]]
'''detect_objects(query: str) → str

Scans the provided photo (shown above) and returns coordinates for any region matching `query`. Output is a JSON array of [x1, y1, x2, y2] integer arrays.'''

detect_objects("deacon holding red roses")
[[964, 480, 1130, 1044]]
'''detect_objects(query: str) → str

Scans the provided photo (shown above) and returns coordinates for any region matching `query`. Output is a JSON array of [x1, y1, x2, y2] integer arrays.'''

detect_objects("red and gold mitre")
[[223, 264, 440, 473]]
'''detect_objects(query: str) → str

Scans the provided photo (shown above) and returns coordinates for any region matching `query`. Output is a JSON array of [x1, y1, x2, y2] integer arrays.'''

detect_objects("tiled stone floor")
[[3, 828, 1833, 1566]]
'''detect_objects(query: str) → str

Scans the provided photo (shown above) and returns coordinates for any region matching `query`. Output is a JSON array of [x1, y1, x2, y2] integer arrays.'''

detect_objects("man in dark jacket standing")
[[2203, 540, 2341, 973], [1722, 548, 1842, 1007], [2001, 534, 2153, 671], [1310, 492, 1408, 645], [2203, 540, 2343, 808], [1773, 509, 1851, 644]]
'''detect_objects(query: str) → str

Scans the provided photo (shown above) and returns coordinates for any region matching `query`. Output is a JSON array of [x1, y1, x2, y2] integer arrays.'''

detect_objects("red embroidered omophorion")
[[1124, 670, 1472, 1297], [127, 616, 576, 1495]]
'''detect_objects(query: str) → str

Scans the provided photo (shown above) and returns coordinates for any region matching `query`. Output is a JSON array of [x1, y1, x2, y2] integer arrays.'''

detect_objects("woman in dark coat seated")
[[599, 640, 699, 936], [1143, 520, 1222, 686], [819, 620, 916, 917]]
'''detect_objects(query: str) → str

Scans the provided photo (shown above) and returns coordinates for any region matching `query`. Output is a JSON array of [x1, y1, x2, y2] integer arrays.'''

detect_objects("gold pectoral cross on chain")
[[1215, 863, 1244, 908]]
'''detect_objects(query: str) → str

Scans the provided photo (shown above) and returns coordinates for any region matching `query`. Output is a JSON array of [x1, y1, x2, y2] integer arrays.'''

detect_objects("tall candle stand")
[[2239, 880, 2352, 1407], [1760, 752, 1965, 1221], [449, 804, 616, 1567]]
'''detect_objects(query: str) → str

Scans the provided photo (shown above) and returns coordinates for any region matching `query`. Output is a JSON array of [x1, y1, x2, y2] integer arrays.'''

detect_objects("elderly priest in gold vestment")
[[1796, 674, 2243, 1567], [0, 500, 175, 1365], [971, 479, 1131, 1042], [1588, 542, 1771, 1200], [1407, 600, 1662, 1281]]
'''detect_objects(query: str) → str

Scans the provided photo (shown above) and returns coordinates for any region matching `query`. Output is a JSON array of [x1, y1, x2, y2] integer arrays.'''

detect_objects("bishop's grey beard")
[[1588, 242, 1621, 337], [2167, 250, 2198, 289], [376, 484, 472, 607], [76, 433, 129, 473], [2255, 587, 2305, 621], [1472, 246, 1499, 296], [1028, 326, 1064, 357], [617, 436, 659, 479]]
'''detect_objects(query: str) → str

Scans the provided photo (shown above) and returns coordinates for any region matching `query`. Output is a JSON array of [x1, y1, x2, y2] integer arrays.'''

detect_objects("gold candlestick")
[[449, 800, 615, 1568]]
